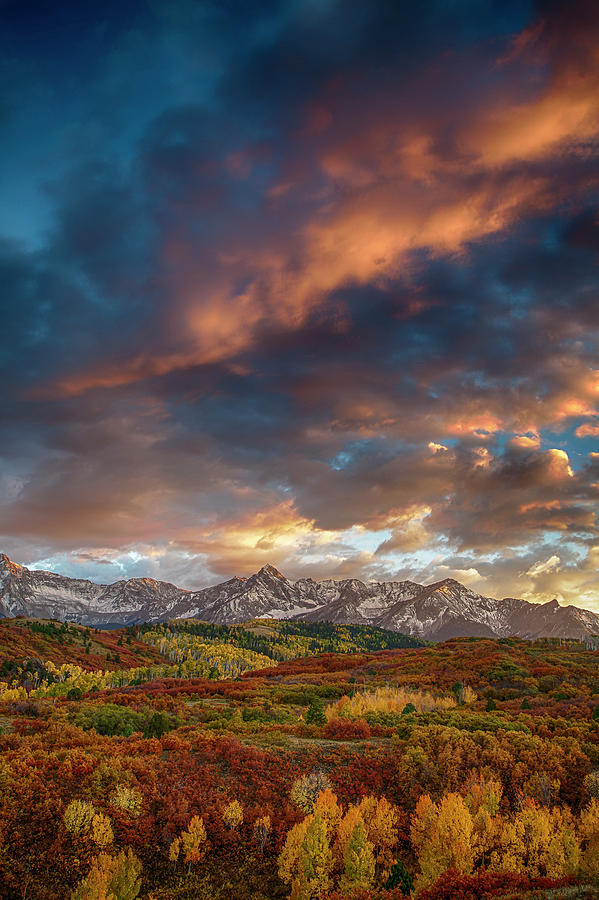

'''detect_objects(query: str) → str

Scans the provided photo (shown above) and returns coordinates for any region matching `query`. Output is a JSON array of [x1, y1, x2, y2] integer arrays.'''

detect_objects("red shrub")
[[417, 869, 577, 899], [324, 717, 371, 740]]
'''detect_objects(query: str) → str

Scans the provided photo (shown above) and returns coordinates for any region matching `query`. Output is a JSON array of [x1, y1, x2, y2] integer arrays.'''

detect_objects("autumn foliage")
[[1, 623, 599, 897]]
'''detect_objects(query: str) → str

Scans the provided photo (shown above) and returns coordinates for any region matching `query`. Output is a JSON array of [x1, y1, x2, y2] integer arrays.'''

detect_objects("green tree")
[[339, 820, 375, 895], [384, 860, 414, 896], [305, 696, 327, 727]]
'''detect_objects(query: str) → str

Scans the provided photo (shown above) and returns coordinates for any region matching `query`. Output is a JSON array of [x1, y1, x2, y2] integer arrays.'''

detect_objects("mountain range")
[[1, 552, 598, 640]]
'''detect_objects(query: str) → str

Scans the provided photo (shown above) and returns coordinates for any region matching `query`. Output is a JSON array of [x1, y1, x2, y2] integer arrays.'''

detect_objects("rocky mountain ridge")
[[1, 553, 598, 640]]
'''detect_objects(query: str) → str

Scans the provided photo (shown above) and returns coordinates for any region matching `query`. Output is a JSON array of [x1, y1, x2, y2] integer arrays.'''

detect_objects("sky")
[[1, 0, 599, 608]]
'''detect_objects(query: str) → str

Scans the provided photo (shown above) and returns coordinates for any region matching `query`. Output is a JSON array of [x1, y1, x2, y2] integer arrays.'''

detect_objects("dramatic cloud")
[[2, 0, 599, 607]]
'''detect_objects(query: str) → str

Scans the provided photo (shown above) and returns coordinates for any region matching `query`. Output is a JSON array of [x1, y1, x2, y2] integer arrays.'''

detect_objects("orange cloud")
[[510, 434, 541, 450], [576, 420, 599, 438]]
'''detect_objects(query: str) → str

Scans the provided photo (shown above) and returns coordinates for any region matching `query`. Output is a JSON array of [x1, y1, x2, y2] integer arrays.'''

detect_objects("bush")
[[75, 704, 145, 737], [73, 704, 179, 738], [324, 718, 371, 740], [143, 711, 172, 739], [416, 868, 576, 899], [9, 700, 41, 717]]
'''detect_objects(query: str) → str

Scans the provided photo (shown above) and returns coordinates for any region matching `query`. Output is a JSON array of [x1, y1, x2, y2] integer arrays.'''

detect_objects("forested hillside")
[[1, 620, 599, 898]]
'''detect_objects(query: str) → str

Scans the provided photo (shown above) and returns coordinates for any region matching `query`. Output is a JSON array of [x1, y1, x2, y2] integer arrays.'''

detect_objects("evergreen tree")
[[384, 860, 414, 896], [305, 696, 327, 727]]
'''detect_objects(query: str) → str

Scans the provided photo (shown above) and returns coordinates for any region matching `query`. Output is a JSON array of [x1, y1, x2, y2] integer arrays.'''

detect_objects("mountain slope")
[[1, 553, 598, 639]]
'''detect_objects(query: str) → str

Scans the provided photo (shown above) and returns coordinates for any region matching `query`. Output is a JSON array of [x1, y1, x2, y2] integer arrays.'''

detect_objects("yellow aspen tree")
[[278, 816, 313, 890], [491, 802, 578, 878], [339, 820, 376, 896], [298, 813, 333, 900], [223, 800, 243, 831], [91, 813, 114, 849], [168, 838, 180, 866], [471, 806, 500, 868], [334, 805, 363, 870], [579, 798, 599, 878], [545, 807, 578, 878], [291, 771, 333, 814], [314, 789, 342, 837], [71, 850, 142, 900], [70, 863, 112, 900], [409, 794, 435, 860], [106, 850, 142, 900], [109, 785, 143, 819], [411, 793, 474, 890], [493, 805, 546, 876], [64, 800, 98, 835], [357, 795, 399, 884], [253, 815, 272, 854], [181, 815, 207, 874]]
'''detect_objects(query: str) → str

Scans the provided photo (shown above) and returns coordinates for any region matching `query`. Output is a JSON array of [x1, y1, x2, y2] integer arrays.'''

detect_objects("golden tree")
[[297, 814, 333, 900], [278, 817, 312, 891], [290, 770, 333, 814], [579, 798, 599, 878], [168, 837, 181, 866], [356, 795, 399, 883], [223, 800, 244, 831], [90, 813, 114, 849], [64, 800, 97, 835], [70, 849, 142, 900], [64, 799, 113, 849], [109, 785, 143, 819], [491, 801, 579, 878], [181, 815, 207, 874], [314, 789, 342, 837], [253, 815, 272, 854], [335, 806, 363, 869], [410, 792, 474, 889]]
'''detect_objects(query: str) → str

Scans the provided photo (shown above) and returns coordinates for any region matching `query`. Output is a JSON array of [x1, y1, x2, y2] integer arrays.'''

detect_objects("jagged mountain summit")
[[1, 553, 598, 640]]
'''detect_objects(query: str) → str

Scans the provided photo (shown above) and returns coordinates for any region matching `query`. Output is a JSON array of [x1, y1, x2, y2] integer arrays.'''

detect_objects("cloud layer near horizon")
[[2, 0, 599, 607]]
